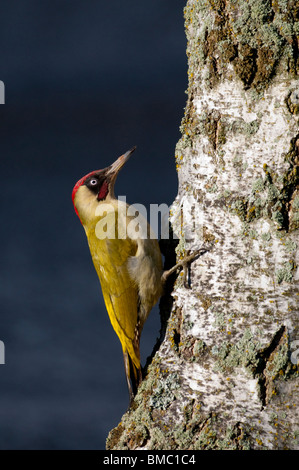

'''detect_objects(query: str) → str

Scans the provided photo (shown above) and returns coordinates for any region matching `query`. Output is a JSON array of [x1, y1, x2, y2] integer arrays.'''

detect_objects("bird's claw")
[[162, 245, 210, 287]]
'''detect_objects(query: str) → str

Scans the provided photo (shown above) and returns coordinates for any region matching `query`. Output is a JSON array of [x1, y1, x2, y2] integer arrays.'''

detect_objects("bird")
[[72, 147, 208, 404]]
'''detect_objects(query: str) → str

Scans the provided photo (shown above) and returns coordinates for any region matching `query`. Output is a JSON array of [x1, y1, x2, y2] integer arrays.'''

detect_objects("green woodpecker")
[[72, 147, 164, 403], [72, 147, 206, 403]]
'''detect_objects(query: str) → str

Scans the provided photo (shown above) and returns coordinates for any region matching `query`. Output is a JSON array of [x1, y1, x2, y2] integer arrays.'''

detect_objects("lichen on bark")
[[107, 0, 299, 450]]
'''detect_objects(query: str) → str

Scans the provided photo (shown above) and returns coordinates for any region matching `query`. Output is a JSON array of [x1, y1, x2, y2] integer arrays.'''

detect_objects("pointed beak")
[[106, 146, 136, 178]]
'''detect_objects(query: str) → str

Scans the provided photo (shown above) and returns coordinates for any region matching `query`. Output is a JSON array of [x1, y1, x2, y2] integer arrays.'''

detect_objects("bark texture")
[[107, 0, 299, 450]]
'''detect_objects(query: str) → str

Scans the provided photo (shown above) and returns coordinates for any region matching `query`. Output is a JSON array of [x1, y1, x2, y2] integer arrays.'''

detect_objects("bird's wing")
[[89, 233, 140, 368]]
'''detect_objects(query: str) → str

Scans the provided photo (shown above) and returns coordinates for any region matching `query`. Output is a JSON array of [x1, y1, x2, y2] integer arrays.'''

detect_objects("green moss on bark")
[[183, 0, 298, 95]]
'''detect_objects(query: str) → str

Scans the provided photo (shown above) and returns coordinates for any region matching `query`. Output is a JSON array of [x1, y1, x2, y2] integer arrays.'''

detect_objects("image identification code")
[[103, 454, 196, 467]]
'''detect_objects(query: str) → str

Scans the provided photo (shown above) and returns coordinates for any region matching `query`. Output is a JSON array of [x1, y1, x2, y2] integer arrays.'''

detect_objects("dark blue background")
[[0, 0, 187, 449]]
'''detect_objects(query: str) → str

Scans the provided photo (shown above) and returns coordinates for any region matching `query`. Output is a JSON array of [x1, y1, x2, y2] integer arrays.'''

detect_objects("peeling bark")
[[107, 0, 299, 450]]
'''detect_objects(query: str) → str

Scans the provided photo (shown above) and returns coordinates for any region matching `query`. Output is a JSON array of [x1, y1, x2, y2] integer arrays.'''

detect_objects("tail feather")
[[129, 354, 142, 396], [123, 351, 142, 404]]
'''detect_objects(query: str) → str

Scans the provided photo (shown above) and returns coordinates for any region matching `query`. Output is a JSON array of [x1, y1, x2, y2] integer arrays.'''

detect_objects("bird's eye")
[[89, 179, 98, 186]]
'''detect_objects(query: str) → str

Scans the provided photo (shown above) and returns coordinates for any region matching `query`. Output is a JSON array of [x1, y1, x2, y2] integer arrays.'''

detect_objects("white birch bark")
[[107, 0, 299, 450]]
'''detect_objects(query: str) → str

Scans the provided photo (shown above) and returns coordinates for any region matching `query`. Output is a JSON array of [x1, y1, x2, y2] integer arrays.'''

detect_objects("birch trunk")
[[107, 0, 299, 450]]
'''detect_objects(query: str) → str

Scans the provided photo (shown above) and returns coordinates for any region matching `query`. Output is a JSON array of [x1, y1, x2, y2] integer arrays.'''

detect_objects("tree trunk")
[[106, 0, 299, 450]]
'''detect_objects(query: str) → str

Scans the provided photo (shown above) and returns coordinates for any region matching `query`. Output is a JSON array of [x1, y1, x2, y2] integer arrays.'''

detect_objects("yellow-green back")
[[85, 209, 140, 370]]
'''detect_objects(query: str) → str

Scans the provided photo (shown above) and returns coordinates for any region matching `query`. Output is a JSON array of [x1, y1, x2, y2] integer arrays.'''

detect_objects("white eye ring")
[[90, 179, 98, 186]]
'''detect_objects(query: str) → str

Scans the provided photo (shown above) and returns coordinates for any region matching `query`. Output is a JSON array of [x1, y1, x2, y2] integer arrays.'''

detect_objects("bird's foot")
[[161, 246, 209, 288]]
